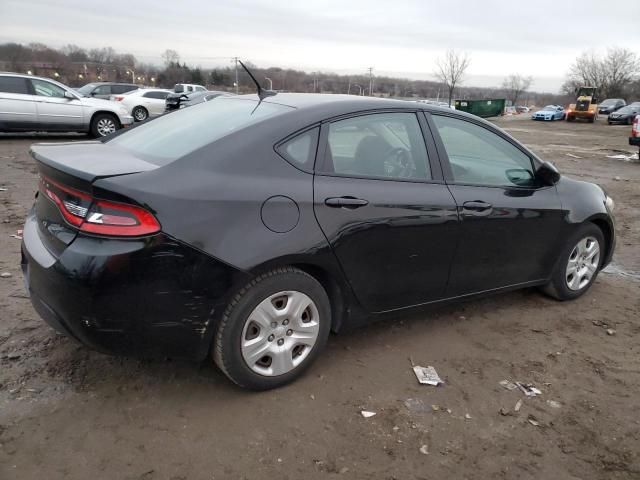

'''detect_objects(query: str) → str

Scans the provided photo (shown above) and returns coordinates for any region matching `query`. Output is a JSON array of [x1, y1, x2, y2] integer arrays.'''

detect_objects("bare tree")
[[502, 74, 533, 106], [434, 50, 471, 106], [565, 48, 639, 98], [161, 49, 180, 68]]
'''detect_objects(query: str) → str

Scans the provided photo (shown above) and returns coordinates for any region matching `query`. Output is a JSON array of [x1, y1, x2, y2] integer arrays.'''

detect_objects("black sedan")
[[21, 94, 616, 390], [608, 102, 640, 124], [598, 98, 626, 115], [165, 90, 229, 112]]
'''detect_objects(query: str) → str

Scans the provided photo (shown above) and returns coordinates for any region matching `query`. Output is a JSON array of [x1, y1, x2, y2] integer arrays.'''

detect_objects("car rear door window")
[[143, 91, 168, 99], [0, 76, 30, 94], [432, 115, 536, 187], [112, 85, 136, 94], [322, 113, 431, 180], [276, 128, 319, 171]]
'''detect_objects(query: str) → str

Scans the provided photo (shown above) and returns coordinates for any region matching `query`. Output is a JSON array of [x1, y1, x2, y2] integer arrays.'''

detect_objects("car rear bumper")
[[21, 210, 245, 361]]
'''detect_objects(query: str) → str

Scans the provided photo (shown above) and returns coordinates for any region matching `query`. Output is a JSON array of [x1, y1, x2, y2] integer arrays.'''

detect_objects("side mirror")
[[64, 90, 77, 100], [536, 161, 560, 185]]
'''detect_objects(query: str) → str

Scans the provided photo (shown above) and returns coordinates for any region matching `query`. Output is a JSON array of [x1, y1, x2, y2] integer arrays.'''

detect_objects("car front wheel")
[[214, 267, 331, 390], [540, 223, 604, 301], [90, 113, 119, 137]]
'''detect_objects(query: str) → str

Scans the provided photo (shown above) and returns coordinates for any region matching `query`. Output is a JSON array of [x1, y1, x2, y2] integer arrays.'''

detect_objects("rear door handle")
[[462, 200, 493, 216], [325, 196, 369, 209]]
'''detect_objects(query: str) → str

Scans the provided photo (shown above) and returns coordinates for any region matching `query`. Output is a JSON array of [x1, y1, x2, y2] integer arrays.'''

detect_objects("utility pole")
[[368, 67, 373, 96], [234, 57, 239, 94]]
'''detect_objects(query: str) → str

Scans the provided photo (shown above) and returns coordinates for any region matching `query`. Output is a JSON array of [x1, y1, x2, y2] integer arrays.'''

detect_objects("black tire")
[[214, 267, 331, 390], [90, 113, 120, 138], [132, 106, 148, 122], [540, 223, 605, 301]]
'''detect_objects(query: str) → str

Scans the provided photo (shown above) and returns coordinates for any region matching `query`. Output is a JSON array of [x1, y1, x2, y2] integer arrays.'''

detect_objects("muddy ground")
[[0, 115, 639, 480]]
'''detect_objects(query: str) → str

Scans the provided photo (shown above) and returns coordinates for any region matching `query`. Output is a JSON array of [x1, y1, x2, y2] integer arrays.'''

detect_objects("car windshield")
[[600, 99, 617, 106], [107, 97, 291, 165], [617, 106, 636, 113], [542, 106, 556, 111], [76, 83, 98, 96]]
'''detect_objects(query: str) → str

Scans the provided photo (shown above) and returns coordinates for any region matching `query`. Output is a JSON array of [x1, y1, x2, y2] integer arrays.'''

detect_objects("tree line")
[[1, 42, 637, 106]]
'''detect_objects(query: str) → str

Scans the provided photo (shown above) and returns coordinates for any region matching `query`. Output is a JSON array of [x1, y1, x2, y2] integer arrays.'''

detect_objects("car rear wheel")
[[540, 223, 604, 301], [90, 113, 119, 138], [132, 106, 148, 122], [214, 267, 331, 390]]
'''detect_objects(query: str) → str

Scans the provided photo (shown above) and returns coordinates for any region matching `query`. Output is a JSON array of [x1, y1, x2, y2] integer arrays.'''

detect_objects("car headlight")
[[605, 195, 615, 212]]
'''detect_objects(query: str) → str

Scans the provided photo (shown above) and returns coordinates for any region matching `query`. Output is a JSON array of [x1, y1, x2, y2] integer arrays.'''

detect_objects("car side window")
[[112, 85, 136, 94], [0, 76, 30, 94], [143, 91, 168, 99], [322, 113, 431, 180], [93, 85, 111, 95], [276, 127, 319, 171], [31, 79, 66, 98], [432, 115, 536, 187]]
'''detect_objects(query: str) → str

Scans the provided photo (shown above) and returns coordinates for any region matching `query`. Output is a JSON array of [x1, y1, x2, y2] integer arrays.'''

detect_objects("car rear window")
[[0, 76, 30, 94], [107, 97, 291, 165]]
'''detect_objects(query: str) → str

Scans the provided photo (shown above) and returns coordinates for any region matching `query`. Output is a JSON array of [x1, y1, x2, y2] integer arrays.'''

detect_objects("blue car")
[[532, 105, 566, 121]]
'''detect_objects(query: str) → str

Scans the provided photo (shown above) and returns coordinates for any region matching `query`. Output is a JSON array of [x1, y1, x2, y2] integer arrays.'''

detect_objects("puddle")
[[602, 264, 640, 281]]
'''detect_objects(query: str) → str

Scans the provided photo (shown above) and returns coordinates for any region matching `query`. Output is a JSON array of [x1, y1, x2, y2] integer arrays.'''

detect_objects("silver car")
[[0, 73, 134, 137]]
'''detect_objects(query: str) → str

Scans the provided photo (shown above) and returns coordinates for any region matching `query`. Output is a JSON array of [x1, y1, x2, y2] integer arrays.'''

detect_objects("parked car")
[[608, 103, 640, 125], [516, 106, 530, 113], [630, 115, 640, 149], [21, 94, 615, 390], [504, 106, 517, 115], [0, 73, 133, 136], [76, 82, 139, 99], [165, 90, 230, 112], [598, 98, 626, 115], [174, 83, 206, 94], [532, 105, 566, 121], [113, 88, 172, 121]]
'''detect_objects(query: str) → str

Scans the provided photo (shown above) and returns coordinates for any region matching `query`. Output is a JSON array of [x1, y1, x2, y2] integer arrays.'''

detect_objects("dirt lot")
[[1, 115, 639, 480]]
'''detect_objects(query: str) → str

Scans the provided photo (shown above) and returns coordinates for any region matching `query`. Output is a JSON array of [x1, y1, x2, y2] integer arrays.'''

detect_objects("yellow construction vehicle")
[[566, 87, 599, 122]]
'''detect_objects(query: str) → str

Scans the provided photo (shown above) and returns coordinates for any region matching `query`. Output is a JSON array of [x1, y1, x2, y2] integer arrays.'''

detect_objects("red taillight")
[[81, 199, 160, 236], [40, 175, 160, 237]]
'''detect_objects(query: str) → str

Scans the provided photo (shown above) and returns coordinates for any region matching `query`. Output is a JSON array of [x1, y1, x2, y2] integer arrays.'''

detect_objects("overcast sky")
[[1, 0, 638, 92]]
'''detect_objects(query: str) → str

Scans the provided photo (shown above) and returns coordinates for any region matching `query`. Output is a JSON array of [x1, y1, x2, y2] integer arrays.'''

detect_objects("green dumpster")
[[454, 99, 506, 118]]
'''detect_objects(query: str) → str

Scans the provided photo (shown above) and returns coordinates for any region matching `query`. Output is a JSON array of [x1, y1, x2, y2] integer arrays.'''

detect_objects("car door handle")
[[462, 201, 493, 216], [325, 196, 369, 209]]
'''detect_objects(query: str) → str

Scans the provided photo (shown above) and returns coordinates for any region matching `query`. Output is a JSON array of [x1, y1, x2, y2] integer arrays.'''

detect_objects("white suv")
[[0, 73, 134, 137]]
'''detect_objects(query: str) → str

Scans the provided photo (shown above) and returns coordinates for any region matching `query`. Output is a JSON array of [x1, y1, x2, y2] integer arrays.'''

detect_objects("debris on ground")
[[514, 399, 523, 412], [464, 413, 472, 420], [404, 398, 429, 414], [0, 187, 7, 191], [546, 400, 561, 409], [1, 272, 12, 278], [606, 328, 616, 336], [412, 365, 443, 386], [516, 382, 542, 397], [499, 379, 518, 391], [565, 153, 582, 159], [10, 229, 23, 240], [419, 445, 429, 455], [360, 410, 376, 418], [527, 415, 540, 427]]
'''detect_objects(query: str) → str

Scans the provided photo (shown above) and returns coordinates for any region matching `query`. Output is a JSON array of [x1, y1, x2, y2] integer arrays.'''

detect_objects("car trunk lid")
[[31, 141, 159, 257]]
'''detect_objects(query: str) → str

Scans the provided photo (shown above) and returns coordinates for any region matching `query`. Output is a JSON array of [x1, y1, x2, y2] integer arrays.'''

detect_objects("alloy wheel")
[[240, 290, 320, 376], [96, 118, 116, 136], [565, 236, 600, 291], [134, 108, 147, 121]]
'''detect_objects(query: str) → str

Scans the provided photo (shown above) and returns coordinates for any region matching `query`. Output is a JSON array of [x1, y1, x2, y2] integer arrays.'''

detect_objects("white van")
[[174, 84, 206, 94]]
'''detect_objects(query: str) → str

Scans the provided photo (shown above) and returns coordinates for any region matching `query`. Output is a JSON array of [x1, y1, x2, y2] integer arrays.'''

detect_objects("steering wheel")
[[383, 147, 415, 178]]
